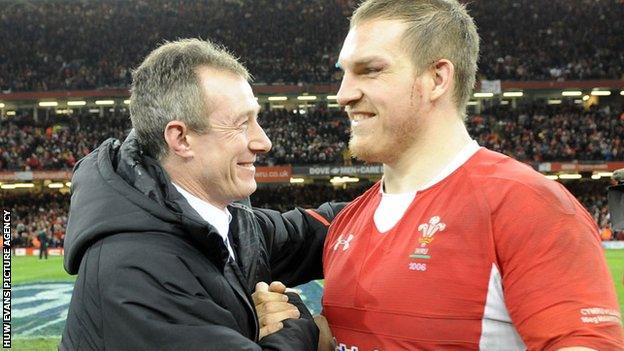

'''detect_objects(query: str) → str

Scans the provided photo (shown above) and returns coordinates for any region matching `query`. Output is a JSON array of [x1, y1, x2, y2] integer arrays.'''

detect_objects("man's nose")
[[248, 122, 272, 154], [336, 72, 362, 107]]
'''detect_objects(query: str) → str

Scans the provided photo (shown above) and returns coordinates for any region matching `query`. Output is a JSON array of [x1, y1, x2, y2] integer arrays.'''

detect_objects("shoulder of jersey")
[[334, 181, 381, 221], [465, 148, 579, 214]]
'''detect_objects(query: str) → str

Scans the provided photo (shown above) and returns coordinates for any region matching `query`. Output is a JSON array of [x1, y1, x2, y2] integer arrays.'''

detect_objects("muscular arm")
[[492, 182, 623, 350]]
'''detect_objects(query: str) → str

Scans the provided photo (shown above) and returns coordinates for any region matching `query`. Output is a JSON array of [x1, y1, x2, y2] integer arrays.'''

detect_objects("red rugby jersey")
[[322, 148, 623, 350]]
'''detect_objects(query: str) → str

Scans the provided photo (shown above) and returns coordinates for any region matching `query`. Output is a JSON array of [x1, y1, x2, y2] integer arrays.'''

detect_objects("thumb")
[[255, 281, 269, 292]]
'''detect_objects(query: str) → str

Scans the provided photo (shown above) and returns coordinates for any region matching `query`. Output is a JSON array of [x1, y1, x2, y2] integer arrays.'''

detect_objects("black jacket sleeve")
[[260, 293, 319, 350], [93, 234, 319, 351], [254, 202, 346, 287]]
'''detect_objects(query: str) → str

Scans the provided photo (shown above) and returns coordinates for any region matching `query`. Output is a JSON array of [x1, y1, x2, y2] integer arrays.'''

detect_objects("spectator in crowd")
[[0, 0, 621, 92], [36, 225, 49, 259], [2, 103, 623, 170]]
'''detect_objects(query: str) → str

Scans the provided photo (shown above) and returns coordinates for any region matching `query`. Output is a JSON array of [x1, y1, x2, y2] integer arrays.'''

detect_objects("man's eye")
[[240, 122, 249, 132], [364, 67, 382, 74]]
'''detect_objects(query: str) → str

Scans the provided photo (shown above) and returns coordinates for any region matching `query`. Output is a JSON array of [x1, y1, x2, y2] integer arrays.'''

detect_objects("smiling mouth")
[[237, 162, 255, 170], [350, 112, 376, 127]]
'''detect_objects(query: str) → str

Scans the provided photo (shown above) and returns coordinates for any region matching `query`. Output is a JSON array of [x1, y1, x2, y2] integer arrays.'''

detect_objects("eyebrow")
[[336, 56, 389, 70], [234, 105, 261, 122]]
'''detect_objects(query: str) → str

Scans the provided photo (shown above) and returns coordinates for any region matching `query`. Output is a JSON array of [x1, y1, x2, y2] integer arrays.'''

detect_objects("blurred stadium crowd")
[[1, 179, 621, 250], [2, 104, 623, 171], [1, 0, 622, 92]]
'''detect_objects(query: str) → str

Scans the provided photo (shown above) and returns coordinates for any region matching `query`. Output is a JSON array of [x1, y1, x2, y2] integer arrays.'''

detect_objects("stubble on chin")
[[349, 136, 397, 164]]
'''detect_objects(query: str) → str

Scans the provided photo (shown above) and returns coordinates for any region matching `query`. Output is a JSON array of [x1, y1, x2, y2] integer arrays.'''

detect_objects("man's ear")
[[429, 59, 454, 102], [164, 120, 193, 158]]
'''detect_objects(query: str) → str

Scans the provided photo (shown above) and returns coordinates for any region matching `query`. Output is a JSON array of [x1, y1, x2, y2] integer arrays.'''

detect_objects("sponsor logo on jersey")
[[409, 216, 446, 262], [333, 234, 354, 251]]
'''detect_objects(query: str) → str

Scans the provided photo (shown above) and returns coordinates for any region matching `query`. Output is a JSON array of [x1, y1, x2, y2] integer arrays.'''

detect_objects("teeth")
[[351, 113, 375, 123]]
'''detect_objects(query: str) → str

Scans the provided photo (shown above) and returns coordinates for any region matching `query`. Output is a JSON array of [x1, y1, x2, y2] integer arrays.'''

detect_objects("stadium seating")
[[1, 0, 622, 92], [2, 103, 623, 171]]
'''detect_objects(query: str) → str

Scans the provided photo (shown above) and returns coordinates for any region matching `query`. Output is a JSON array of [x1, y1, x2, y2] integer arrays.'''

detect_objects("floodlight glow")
[[330, 176, 359, 184], [67, 101, 86, 106], [95, 100, 115, 105], [561, 91, 582, 96], [591, 90, 611, 96], [268, 96, 288, 101], [558, 173, 582, 179], [502, 92, 523, 97], [39, 101, 58, 107], [2, 183, 36, 189], [474, 92, 494, 98], [297, 96, 317, 101]]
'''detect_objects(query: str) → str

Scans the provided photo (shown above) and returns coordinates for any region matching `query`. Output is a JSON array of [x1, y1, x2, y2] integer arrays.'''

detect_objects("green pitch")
[[8, 250, 624, 350], [13, 256, 74, 285], [606, 249, 624, 313]]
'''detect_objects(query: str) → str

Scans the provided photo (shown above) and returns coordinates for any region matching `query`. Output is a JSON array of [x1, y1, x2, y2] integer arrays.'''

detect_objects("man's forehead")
[[338, 19, 408, 68]]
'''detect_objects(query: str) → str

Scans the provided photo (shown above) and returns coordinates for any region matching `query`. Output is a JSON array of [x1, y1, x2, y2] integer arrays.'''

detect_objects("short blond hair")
[[351, 0, 479, 115]]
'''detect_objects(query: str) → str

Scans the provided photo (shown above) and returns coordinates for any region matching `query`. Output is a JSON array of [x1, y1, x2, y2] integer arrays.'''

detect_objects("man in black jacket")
[[60, 38, 342, 350]]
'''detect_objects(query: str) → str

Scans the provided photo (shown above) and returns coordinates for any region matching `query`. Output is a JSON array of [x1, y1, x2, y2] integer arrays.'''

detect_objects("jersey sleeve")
[[491, 180, 623, 350]]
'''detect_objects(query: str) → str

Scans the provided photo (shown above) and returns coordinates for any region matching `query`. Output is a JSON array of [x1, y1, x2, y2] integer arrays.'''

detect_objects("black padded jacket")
[[60, 132, 343, 350]]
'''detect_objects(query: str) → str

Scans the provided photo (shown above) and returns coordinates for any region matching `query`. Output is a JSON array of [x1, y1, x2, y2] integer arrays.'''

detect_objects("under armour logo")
[[333, 234, 354, 251]]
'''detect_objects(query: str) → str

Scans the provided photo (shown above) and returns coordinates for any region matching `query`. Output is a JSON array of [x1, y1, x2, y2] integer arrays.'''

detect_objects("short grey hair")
[[351, 0, 480, 116], [130, 38, 250, 160]]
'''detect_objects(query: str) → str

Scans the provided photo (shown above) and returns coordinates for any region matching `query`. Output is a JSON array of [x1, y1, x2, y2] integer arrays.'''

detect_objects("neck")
[[162, 159, 229, 210], [383, 114, 472, 194]]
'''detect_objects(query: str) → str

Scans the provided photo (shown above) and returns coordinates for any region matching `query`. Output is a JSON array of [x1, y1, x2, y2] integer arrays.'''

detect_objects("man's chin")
[[349, 141, 381, 163]]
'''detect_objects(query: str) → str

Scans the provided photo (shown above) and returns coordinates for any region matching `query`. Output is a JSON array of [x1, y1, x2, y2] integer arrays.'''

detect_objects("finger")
[[258, 322, 283, 340], [258, 301, 297, 314], [258, 309, 301, 327], [268, 281, 287, 293], [255, 281, 269, 292], [252, 290, 288, 305]]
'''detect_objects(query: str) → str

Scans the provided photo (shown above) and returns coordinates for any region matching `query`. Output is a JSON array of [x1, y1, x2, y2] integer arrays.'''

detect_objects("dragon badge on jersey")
[[409, 216, 446, 267]]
